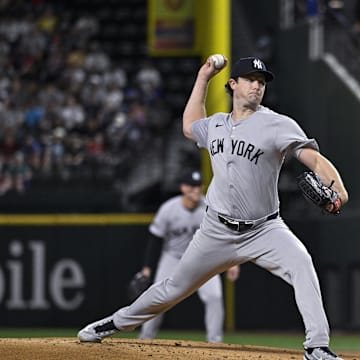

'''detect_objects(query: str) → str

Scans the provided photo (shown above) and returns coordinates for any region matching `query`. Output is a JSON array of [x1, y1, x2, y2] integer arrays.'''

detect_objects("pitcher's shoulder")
[[258, 106, 297, 124]]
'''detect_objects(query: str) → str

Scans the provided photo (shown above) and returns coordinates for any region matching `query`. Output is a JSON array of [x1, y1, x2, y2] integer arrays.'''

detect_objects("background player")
[[138, 169, 240, 342], [78, 55, 348, 360]]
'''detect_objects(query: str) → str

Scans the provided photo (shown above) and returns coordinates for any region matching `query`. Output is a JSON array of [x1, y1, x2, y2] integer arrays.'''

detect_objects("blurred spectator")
[[41, 34, 66, 83], [8, 77, 29, 108], [125, 100, 150, 149], [352, 0, 360, 34], [19, 26, 47, 58], [0, 151, 32, 195], [0, 99, 24, 132], [63, 133, 86, 179], [103, 67, 127, 89], [326, 0, 344, 10], [106, 112, 129, 153], [0, 131, 20, 163], [0, 153, 8, 193], [62, 58, 86, 93], [21, 134, 42, 170], [103, 83, 124, 112], [58, 95, 85, 132], [296, 0, 345, 19], [72, 15, 99, 48], [41, 126, 66, 178], [84, 41, 111, 73], [24, 99, 45, 133], [255, 26, 274, 63], [0, 16, 33, 44], [36, 5, 58, 34], [306, 0, 321, 16], [0, 34, 10, 64], [80, 75, 107, 116], [86, 132, 106, 158], [135, 60, 163, 105], [38, 82, 64, 109], [85, 132, 108, 177]]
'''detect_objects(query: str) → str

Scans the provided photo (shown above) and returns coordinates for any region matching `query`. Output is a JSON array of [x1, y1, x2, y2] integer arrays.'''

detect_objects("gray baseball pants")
[[112, 207, 329, 348], [139, 251, 224, 342]]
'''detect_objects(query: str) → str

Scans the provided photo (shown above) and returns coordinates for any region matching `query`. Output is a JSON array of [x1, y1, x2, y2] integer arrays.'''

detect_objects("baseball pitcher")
[[78, 55, 348, 360]]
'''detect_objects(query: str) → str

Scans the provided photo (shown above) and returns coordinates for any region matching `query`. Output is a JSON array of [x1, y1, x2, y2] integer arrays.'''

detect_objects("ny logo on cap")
[[192, 171, 201, 181], [253, 59, 263, 70]]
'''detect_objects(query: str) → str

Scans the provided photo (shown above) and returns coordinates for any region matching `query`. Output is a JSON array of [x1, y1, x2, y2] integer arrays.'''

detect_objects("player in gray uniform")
[[138, 170, 239, 342], [78, 56, 348, 360]]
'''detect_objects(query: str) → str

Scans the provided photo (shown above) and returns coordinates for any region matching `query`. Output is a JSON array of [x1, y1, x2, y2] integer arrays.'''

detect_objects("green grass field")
[[0, 329, 359, 352]]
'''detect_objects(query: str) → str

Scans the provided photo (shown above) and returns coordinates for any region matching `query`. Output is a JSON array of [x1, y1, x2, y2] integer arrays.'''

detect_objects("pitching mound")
[[0, 338, 358, 360]]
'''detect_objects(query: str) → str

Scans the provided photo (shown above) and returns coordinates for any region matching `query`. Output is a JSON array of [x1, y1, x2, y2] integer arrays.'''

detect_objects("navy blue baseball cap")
[[231, 57, 274, 82], [180, 170, 202, 186]]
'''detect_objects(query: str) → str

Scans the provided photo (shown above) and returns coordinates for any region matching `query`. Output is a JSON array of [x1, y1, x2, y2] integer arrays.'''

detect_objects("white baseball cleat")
[[304, 346, 343, 360], [77, 316, 118, 342]]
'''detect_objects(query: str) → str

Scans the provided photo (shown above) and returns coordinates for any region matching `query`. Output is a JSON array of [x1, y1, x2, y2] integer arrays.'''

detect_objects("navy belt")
[[218, 212, 278, 232]]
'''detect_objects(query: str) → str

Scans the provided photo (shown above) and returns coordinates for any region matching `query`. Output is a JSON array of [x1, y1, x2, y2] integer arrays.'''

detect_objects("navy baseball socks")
[[78, 316, 119, 342], [304, 346, 343, 360]]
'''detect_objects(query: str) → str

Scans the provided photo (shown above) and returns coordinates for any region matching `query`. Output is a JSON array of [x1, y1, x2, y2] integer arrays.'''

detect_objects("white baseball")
[[211, 54, 225, 69]]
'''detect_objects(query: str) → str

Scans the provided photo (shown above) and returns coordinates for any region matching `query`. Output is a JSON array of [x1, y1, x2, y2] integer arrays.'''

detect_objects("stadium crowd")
[[0, 1, 175, 202]]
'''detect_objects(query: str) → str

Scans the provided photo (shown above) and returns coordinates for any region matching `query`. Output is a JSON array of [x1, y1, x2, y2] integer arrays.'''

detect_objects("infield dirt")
[[0, 338, 359, 360]]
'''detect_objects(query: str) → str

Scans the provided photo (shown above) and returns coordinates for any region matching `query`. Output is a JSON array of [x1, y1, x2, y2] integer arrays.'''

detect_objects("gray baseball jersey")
[[149, 195, 206, 259], [79, 107, 330, 350], [140, 195, 224, 342], [192, 106, 318, 220]]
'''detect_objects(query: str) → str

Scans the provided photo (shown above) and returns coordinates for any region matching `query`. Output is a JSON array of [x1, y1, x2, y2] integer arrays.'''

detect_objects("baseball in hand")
[[211, 54, 226, 69]]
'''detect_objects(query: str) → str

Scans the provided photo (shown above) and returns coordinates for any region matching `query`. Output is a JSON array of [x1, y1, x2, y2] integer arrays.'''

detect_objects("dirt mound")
[[0, 338, 358, 360]]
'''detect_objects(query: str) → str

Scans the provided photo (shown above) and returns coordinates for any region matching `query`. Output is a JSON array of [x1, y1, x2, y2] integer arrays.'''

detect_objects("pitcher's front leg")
[[113, 233, 231, 331], [78, 230, 233, 342]]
